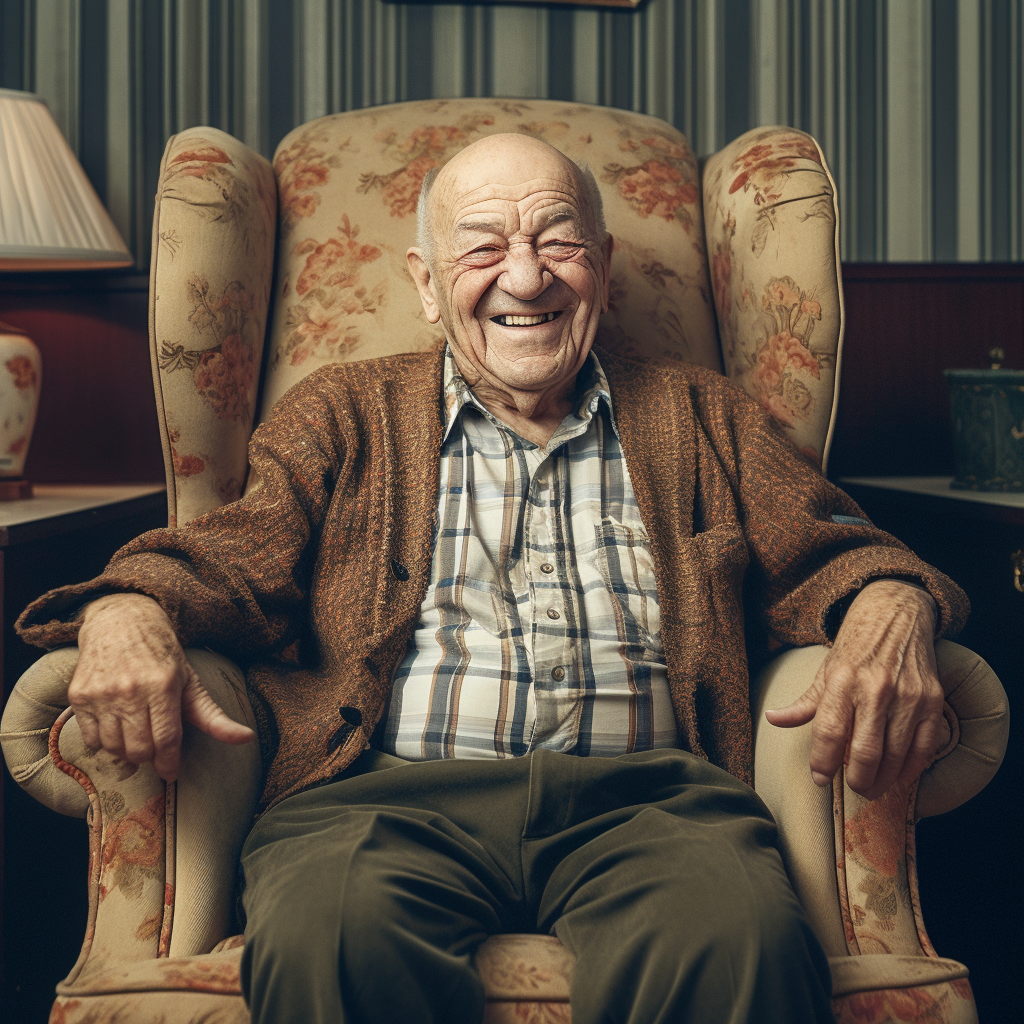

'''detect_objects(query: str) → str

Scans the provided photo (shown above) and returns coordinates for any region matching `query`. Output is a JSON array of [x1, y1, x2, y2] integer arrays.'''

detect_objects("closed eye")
[[540, 240, 585, 260], [460, 246, 506, 266]]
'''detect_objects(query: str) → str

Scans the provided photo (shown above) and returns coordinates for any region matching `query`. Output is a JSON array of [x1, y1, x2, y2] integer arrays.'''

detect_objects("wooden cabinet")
[[841, 476, 1021, 1024], [0, 485, 165, 1024]]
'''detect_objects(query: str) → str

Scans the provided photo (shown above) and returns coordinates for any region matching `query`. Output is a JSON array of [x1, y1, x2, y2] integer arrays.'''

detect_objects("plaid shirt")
[[380, 347, 678, 760]]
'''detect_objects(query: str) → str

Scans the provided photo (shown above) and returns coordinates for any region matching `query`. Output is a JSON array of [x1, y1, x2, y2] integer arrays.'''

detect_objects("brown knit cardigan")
[[18, 346, 968, 814]]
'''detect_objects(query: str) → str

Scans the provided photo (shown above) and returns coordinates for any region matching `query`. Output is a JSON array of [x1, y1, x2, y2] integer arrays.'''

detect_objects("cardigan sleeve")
[[691, 372, 969, 650], [16, 373, 351, 662]]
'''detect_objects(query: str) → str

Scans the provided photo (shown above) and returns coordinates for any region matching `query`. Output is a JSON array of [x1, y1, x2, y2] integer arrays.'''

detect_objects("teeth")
[[496, 312, 558, 326]]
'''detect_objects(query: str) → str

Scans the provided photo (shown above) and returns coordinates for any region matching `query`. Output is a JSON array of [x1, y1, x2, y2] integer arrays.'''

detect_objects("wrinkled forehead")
[[431, 137, 596, 237], [434, 179, 596, 248], [449, 179, 586, 235]]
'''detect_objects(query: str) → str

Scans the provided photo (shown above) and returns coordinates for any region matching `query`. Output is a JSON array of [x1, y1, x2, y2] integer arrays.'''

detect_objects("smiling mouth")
[[490, 311, 563, 327]]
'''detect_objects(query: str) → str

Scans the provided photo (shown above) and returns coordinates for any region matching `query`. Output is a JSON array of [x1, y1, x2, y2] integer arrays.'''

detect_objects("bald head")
[[416, 133, 606, 261]]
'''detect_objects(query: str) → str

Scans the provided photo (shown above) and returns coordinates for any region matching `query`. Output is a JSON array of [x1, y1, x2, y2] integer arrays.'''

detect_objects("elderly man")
[[20, 134, 964, 1024]]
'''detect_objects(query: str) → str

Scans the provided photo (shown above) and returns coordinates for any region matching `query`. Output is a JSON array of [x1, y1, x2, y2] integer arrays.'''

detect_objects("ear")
[[600, 234, 614, 314], [407, 249, 441, 324]]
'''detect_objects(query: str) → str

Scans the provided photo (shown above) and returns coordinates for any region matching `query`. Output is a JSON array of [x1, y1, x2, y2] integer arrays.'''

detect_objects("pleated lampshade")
[[0, 88, 133, 269], [0, 88, 133, 498]]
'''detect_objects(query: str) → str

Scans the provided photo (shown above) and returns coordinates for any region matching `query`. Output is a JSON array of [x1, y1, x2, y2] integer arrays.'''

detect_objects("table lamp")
[[0, 87, 133, 499]]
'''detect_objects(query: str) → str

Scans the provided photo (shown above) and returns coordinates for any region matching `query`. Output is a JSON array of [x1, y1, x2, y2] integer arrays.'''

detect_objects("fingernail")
[[811, 771, 830, 787]]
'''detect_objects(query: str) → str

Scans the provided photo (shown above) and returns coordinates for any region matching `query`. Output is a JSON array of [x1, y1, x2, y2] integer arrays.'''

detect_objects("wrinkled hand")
[[765, 580, 945, 800], [69, 594, 254, 781]]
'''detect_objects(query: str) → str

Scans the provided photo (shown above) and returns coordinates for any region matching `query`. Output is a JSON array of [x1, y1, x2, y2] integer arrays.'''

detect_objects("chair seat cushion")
[[51, 935, 974, 1024], [57, 933, 574, 1001]]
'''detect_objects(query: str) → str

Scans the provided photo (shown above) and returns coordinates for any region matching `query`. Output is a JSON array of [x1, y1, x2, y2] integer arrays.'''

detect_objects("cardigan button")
[[391, 559, 410, 581]]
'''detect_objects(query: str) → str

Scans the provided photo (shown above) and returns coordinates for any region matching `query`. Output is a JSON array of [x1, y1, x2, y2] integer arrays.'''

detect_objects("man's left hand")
[[765, 579, 945, 801]]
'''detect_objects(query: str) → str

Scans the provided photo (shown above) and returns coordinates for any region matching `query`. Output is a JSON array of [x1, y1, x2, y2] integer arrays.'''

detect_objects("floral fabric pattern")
[[98, 792, 165, 902], [274, 125, 349, 229], [359, 113, 499, 217], [150, 126, 276, 526], [602, 128, 700, 228], [838, 777, 926, 958], [703, 125, 841, 469], [728, 133, 823, 205], [475, 935, 573, 1001], [832, 982, 976, 1024], [482, 1004, 572, 1024], [161, 143, 276, 252], [277, 215, 386, 368], [734, 276, 827, 461], [159, 277, 259, 423]]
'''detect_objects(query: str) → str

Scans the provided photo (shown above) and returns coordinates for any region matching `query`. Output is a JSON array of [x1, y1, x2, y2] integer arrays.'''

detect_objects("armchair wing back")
[[149, 100, 843, 527]]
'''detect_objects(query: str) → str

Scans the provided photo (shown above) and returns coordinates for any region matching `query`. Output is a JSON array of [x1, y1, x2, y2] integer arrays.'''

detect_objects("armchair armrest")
[[1, 647, 92, 817], [752, 640, 1008, 964], [752, 645, 848, 956], [0, 647, 262, 984]]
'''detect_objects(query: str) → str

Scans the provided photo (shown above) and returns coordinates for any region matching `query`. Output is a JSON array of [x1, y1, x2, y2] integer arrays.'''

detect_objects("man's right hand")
[[69, 594, 255, 782]]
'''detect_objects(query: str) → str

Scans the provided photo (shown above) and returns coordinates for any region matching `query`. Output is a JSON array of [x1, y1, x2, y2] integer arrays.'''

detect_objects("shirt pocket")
[[590, 518, 663, 655]]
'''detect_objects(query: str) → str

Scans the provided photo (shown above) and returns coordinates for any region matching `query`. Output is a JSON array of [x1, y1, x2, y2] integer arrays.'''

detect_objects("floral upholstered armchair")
[[1, 100, 1010, 1024]]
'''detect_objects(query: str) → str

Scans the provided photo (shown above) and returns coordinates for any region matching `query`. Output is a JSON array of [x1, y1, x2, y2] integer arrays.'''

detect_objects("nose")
[[498, 242, 551, 300]]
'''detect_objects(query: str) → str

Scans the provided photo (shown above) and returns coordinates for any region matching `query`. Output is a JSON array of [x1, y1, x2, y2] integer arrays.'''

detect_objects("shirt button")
[[547, 607, 561, 620], [551, 666, 565, 681], [540, 563, 555, 574]]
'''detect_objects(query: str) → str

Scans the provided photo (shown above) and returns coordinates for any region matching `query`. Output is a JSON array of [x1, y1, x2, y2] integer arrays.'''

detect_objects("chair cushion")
[[58, 937, 971, 998], [56, 934, 573, 1001]]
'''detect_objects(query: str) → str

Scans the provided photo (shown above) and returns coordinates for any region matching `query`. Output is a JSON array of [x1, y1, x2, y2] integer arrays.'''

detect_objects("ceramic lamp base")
[[0, 320, 42, 492], [0, 476, 32, 500]]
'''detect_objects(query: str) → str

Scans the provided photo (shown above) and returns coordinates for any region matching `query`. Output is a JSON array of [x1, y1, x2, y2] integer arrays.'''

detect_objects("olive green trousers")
[[240, 748, 833, 1024]]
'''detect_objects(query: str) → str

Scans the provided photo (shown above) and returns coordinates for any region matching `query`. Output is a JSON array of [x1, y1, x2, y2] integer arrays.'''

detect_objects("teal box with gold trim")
[[945, 368, 1024, 491]]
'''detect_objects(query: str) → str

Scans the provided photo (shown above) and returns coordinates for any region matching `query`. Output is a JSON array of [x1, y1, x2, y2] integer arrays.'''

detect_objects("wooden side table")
[[839, 475, 1020, 1024], [0, 484, 166, 1024]]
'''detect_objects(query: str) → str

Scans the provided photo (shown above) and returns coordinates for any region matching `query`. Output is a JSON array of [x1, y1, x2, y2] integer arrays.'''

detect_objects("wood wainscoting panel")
[[829, 264, 1024, 481]]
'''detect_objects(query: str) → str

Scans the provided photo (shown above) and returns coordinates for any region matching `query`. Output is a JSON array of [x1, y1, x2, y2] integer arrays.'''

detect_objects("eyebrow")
[[534, 207, 584, 233], [454, 217, 505, 236]]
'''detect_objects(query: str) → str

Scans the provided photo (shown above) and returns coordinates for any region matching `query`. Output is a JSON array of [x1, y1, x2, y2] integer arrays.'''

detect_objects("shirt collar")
[[441, 345, 620, 444]]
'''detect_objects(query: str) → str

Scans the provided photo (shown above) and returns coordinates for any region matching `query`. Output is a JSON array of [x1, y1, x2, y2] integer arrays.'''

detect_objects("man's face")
[[408, 136, 612, 396]]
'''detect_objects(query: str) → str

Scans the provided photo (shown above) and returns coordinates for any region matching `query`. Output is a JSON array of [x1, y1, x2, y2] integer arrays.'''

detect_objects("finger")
[[182, 676, 255, 746], [121, 710, 157, 767], [807, 688, 855, 787], [843, 699, 889, 796], [894, 716, 945, 792], [864, 669, 944, 801], [96, 715, 128, 762], [764, 666, 827, 729], [74, 708, 101, 751], [149, 697, 184, 782], [860, 699, 926, 801]]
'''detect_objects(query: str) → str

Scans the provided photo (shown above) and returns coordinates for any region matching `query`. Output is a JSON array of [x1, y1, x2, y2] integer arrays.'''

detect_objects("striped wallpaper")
[[1, 0, 1021, 268]]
